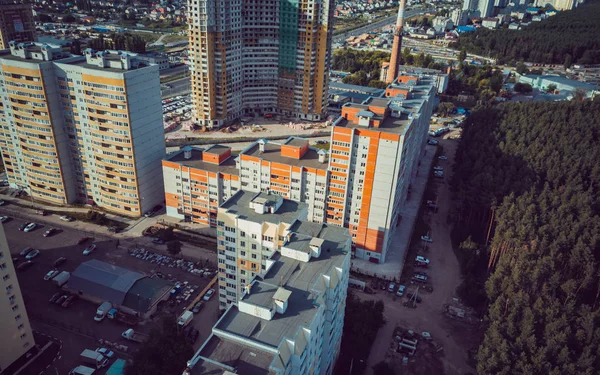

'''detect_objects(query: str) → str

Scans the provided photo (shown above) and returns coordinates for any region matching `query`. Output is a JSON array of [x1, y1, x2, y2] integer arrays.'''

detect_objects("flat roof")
[[166, 147, 239, 176], [220, 190, 306, 225], [283, 137, 308, 148], [205, 144, 232, 156], [242, 142, 327, 170], [242, 281, 279, 309], [190, 335, 274, 375], [215, 222, 349, 348]]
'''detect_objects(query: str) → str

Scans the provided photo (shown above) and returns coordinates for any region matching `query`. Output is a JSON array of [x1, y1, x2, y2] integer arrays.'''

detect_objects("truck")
[[52, 271, 70, 287], [107, 308, 139, 326], [68, 365, 96, 375], [122, 328, 150, 343], [94, 301, 113, 322], [80, 349, 109, 369], [177, 310, 193, 328]]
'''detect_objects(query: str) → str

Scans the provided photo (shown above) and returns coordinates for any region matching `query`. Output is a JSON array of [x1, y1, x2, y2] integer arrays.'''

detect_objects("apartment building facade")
[[183, 194, 350, 374], [163, 74, 435, 263], [0, 42, 165, 216], [0, 225, 35, 373], [188, 0, 334, 128], [162, 137, 329, 226], [0, 0, 35, 49]]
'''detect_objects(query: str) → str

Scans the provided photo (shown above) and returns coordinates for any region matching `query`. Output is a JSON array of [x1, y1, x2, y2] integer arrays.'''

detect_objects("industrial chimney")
[[385, 0, 407, 84]]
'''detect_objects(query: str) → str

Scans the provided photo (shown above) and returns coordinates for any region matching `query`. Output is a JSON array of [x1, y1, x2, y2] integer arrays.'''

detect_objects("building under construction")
[[188, 0, 335, 128]]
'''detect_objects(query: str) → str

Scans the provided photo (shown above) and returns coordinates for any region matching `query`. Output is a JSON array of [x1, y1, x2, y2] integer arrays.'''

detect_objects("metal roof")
[[66, 260, 144, 305]]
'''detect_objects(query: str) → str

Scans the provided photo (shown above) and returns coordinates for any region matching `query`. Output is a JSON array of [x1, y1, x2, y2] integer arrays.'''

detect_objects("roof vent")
[[318, 149, 328, 163], [258, 138, 267, 153], [182, 146, 192, 159]]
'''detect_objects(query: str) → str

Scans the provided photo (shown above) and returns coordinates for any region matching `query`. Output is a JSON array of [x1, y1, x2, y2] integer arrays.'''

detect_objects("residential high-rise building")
[[188, 0, 334, 128], [0, 0, 35, 49], [182, 190, 350, 374], [163, 73, 436, 263], [0, 225, 35, 372], [0, 42, 165, 216]]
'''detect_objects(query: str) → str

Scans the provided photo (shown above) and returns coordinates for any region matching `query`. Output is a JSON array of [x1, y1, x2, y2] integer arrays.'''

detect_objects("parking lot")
[[1, 214, 219, 375]]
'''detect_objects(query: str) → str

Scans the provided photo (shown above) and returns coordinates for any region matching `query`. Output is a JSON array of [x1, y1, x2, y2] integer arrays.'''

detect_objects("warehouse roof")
[[67, 260, 144, 305]]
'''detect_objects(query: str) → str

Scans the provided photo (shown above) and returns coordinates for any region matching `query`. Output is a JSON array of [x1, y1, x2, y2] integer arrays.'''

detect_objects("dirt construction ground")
[[361, 133, 481, 375]]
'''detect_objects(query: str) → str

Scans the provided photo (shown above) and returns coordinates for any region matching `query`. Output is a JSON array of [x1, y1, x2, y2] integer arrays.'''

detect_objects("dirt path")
[[363, 135, 477, 375]]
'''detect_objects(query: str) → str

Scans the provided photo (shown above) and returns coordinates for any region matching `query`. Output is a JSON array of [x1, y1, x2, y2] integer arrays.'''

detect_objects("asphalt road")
[[362, 133, 478, 375], [162, 76, 191, 99], [1, 214, 219, 374], [333, 8, 435, 44]]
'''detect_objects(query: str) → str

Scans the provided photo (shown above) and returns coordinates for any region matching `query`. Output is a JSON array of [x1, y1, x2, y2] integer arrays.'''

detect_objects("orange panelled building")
[[164, 74, 436, 263]]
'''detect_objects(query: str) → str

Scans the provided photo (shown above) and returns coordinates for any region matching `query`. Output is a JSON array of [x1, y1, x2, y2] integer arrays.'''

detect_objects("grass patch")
[[162, 34, 188, 44]]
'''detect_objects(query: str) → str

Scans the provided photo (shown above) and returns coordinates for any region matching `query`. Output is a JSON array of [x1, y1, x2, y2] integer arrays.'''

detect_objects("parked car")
[[49, 292, 62, 303], [433, 166, 443, 171], [19, 222, 30, 231], [44, 269, 60, 281], [434, 171, 444, 178], [421, 332, 432, 340], [17, 261, 34, 271], [43, 228, 58, 237], [78, 237, 90, 245], [414, 271, 428, 277], [415, 256, 430, 264], [83, 244, 97, 256], [380, 281, 387, 291], [152, 238, 165, 245], [62, 295, 78, 308], [54, 257, 67, 267], [407, 292, 422, 303], [59, 215, 74, 222], [188, 328, 199, 343], [387, 282, 396, 293], [192, 301, 204, 314], [143, 210, 156, 218], [412, 274, 428, 283], [0, 216, 10, 223], [396, 285, 406, 297], [96, 348, 114, 359], [108, 226, 120, 233], [25, 249, 40, 260], [24, 223, 37, 232], [420, 235, 433, 243], [203, 289, 215, 301], [427, 139, 439, 145], [0, 200, 5, 206], [19, 247, 34, 256], [56, 294, 69, 305], [438, 155, 448, 160]]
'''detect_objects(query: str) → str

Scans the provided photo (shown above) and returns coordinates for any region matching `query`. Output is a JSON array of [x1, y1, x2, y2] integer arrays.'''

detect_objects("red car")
[[77, 236, 89, 245]]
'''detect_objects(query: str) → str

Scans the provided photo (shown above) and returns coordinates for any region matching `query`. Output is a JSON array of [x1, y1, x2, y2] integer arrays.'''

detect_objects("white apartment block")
[[0, 225, 35, 372], [0, 42, 165, 216], [183, 192, 351, 375]]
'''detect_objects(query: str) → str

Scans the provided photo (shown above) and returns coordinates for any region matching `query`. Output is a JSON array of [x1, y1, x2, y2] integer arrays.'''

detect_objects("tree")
[[513, 82, 532, 93], [437, 102, 455, 116], [368, 80, 387, 89], [563, 54, 573, 69], [458, 48, 467, 63], [515, 61, 528, 75], [125, 316, 194, 375], [546, 83, 557, 93], [167, 240, 182, 256], [37, 14, 53, 23], [63, 14, 78, 23], [573, 88, 586, 101]]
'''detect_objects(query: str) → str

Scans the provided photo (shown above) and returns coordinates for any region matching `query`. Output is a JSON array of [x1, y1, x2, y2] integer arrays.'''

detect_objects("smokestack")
[[386, 0, 407, 84]]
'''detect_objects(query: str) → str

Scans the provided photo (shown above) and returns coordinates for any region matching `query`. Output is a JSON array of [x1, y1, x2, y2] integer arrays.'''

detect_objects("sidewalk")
[[0, 191, 138, 226], [351, 144, 436, 280]]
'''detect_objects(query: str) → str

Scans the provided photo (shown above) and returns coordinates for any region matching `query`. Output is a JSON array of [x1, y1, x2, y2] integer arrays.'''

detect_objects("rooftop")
[[205, 144, 232, 156], [242, 140, 328, 170], [66, 260, 144, 305], [122, 276, 172, 313], [283, 137, 308, 148], [329, 81, 385, 96], [166, 147, 239, 176], [215, 222, 350, 347], [220, 191, 306, 225], [190, 335, 274, 375]]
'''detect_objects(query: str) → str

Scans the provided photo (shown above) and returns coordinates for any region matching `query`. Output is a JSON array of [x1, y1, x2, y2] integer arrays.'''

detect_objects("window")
[[6, 285, 13, 294], [12, 304, 19, 312], [20, 333, 27, 339], [251, 254, 257, 259], [240, 241, 246, 247], [0, 263, 6, 270], [2, 274, 9, 281], [251, 244, 257, 250], [240, 231, 246, 237], [15, 314, 21, 322]]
